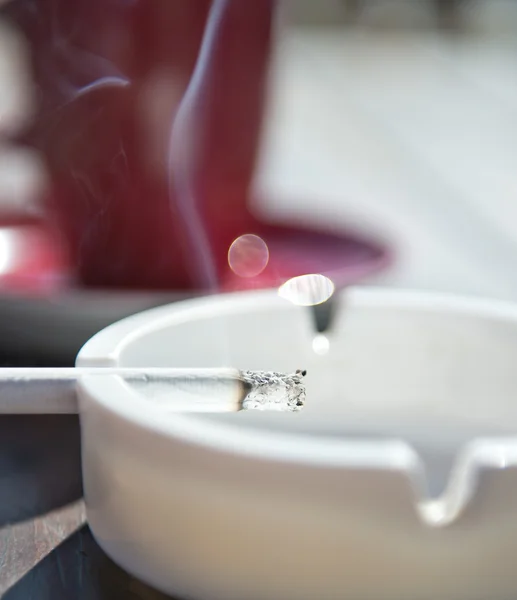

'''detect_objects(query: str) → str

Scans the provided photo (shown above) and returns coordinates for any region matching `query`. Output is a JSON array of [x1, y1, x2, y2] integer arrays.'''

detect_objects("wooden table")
[[0, 414, 173, 599], [0, 346, 173, 600]]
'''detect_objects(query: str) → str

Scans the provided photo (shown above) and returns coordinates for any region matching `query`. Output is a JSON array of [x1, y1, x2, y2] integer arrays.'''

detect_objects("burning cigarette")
[[240, 369, 306, 412], [0, 367, 307, 414]]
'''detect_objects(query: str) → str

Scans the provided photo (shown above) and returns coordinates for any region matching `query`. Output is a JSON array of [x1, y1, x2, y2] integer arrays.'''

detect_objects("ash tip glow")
[[240, 369, 307, 412]]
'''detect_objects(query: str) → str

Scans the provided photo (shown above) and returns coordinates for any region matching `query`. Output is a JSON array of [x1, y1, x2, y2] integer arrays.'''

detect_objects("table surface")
[[0, 348, 173, 598], [1, 515, 172, 599], [0, 414, 173, 599]]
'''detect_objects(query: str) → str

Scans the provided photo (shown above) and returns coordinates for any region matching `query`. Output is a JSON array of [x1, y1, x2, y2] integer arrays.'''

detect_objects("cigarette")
[[0, 367, 307, 414]]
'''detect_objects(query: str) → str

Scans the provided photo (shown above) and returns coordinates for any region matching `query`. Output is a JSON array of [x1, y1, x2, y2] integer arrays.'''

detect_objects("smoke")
[[168, 0, 228, 291]]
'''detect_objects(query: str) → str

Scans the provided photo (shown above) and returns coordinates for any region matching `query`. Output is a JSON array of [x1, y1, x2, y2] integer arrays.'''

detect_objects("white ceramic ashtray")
[[70, 287, 517, 600], [5, 286, 517, 599]]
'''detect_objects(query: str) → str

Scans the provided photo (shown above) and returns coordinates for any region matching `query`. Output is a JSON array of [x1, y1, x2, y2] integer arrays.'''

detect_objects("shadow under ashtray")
[[4, 526, 172, 600]]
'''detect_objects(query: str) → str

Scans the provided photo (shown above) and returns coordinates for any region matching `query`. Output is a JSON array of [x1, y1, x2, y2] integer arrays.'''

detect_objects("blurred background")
[[264, 0, 517, 298], [0, 0, 517, 356], [0, 1, 516, 364]]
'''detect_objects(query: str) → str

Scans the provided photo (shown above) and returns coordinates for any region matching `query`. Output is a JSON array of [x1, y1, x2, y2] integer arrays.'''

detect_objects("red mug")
[[4, 0, 389, 295], [5, 0, 274, 290]]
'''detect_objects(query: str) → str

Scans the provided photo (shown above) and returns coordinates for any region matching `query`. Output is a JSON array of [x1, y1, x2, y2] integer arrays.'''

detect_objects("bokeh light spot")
[[0, 229, 17, 275], [278, 273, 335, 306], [228, 234, 269, 278], [312, 334, 330, 355]]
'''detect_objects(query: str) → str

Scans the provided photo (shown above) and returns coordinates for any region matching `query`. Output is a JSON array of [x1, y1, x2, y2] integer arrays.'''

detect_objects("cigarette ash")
[[240, 369, 306, 412]]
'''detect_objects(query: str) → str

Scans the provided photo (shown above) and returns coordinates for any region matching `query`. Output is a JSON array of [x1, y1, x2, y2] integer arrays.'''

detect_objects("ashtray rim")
[[76, 286, 517, 472]]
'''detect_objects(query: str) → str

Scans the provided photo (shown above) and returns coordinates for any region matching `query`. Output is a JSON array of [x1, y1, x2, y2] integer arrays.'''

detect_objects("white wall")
[[254, 4, 517, 300]]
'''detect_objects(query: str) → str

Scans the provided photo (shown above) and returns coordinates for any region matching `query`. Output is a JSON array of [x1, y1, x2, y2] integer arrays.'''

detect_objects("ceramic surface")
[[77, 288, 517, 600]]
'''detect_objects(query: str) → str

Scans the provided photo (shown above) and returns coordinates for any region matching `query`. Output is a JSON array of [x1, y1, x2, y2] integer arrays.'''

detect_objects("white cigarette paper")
[[0, 367, 307, 414]]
